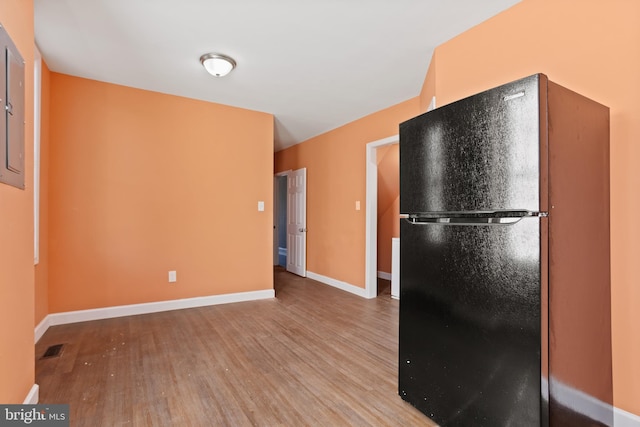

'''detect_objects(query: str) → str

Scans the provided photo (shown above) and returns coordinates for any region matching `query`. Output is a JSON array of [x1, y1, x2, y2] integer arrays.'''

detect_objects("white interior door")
[[287, 168, 307, 276]]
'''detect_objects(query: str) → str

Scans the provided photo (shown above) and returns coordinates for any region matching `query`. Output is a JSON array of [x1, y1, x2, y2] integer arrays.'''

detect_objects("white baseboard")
[[377, 271, 392, 281], [551, 376, 612, 426], [34, 316, 51, 343], [23, 384, 39, 404], [615, 407, 640, 427], [547, 376, 640, 427], [306, 271, 369, 298], [35, 289, 275, 342]]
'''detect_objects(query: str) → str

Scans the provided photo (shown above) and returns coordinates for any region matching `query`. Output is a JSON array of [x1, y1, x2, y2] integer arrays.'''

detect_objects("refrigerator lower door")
[[399, 216, 545, 426]]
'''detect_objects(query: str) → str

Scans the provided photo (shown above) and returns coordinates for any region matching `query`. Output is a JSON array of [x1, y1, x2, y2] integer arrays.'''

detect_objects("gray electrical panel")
[[0, 23, 25, 189]]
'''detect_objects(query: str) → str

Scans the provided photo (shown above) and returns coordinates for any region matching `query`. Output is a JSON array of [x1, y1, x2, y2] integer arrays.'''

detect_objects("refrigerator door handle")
[[406, 216, 524, 226]]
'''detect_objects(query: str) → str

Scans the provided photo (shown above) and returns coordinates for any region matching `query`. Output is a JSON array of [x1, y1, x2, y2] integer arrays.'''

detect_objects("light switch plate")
[[168, 270, 177, 283], [258, 201, 265, 211]]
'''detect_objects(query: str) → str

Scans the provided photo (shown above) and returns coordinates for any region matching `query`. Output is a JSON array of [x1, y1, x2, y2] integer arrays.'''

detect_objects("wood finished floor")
[[36, 269, 433, 426]]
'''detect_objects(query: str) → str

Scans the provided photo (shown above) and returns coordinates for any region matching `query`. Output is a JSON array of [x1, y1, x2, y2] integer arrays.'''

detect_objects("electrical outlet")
[[168, 270, 177, 283]]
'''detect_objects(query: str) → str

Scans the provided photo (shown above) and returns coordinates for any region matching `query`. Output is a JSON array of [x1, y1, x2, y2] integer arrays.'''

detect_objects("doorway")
[[273, 168, 307, 277], [365, 135, 400, 298], [365, 97, 436, 298], [274, 174, 288, 267]]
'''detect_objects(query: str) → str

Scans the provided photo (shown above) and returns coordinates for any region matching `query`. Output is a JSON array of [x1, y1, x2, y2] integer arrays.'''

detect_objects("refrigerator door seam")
[[405, 210, 548, 219], [407, 216, 523, 225]]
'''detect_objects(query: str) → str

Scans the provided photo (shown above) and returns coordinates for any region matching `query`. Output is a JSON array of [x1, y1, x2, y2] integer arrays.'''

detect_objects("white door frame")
[[365, 135, 400, 298]]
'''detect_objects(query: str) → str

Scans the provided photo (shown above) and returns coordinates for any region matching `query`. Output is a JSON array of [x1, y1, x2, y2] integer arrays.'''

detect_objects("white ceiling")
[[34, 0, 520, 152]]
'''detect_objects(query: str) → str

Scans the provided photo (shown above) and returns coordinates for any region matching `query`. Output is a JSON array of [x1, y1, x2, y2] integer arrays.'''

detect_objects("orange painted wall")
[[34, 60, 51, 326], [376, 144, 400, 274], [275, 98, 419, 288], [48, 74, 274, 312], [0, 0, 35, 403], [419, 0, 640, 415]]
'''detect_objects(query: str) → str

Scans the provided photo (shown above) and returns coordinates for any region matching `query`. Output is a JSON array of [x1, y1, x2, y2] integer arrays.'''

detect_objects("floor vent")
[[41, 344, 65, 359]]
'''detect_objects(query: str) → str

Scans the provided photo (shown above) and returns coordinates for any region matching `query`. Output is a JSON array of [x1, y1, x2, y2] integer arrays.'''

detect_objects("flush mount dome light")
[[200, 53, 236, 77]]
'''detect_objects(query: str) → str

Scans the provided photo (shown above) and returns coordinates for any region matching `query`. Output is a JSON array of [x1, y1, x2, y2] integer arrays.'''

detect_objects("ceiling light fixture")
[[200, 53, 236, 77]]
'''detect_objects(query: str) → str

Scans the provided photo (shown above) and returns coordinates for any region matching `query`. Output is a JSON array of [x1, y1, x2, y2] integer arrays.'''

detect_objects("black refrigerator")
[[398, 74, 613, 426]]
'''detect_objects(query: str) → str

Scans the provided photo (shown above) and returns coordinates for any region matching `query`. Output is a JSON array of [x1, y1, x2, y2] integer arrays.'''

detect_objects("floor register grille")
[[41, 343, 64, 359]]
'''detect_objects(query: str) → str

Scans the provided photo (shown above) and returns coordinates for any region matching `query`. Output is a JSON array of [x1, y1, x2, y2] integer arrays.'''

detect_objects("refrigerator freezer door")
[[398, 217, 544, 426], [400, 74, 543, 214]]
